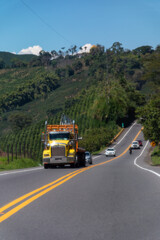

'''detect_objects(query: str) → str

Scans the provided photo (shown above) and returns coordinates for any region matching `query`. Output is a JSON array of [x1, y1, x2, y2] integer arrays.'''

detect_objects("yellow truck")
[[42, 120, 85, 168]]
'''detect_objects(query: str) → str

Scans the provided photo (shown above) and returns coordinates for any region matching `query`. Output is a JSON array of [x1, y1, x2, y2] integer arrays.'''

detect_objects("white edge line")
[[93, 121, 137, 159], [0, 167, 43, 176], [0, 122, 142, 174], [116, 121, 136, 145], [1, 124, 135, 175], [134, 141, 160, 178], [93, 155, 101, 159]]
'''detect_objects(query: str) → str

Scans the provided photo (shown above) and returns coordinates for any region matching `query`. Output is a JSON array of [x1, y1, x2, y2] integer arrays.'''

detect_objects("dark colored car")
[[137, 140, 143, 146], [85, 151, 92, 164]]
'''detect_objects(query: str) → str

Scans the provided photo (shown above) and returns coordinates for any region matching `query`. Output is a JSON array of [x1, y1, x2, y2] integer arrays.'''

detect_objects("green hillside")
[[0, 51, 37, 67], [0, 42, 160, 165]]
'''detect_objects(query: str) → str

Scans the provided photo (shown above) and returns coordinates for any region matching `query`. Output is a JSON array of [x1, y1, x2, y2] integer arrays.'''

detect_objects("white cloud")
[[78, 43, 93, 54], [18, 45, 42, 56]]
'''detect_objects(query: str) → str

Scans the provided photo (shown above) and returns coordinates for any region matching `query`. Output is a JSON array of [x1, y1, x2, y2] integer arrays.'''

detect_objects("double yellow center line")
[[0, 128, 143, 223]]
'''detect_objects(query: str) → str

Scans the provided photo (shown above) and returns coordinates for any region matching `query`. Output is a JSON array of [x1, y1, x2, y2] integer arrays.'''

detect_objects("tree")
[[142, 52, 160, 89], [66, 66, 74, 76], [70, 45, 77, 55], [91, 94, 109, 121], [11, 58, 27, 68], [155, 45, 160, 53], [109, 42, 124, 55], [0, 58, 5, 69], [133, 45, 153, 55], [39, 50, 51, 66], [73, 60, 83, 71], [29, 57, 41, 67], [90, 44, 105, 56], [136, 96, 160, 144], [8, 112, 32, 131], [51, 50, 58, 59]]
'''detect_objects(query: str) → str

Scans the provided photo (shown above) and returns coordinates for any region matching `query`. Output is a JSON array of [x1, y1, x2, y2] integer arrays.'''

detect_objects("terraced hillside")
[[1, 43, 159, 163]]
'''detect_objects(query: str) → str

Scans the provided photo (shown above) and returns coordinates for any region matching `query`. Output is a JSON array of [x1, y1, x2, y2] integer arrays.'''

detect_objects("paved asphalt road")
[[1, 122, 160, 240]]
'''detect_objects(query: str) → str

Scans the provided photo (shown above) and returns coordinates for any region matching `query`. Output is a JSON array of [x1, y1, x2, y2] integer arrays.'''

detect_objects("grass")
[[0, 157, 40, 171], [151, 146, 160, 166]]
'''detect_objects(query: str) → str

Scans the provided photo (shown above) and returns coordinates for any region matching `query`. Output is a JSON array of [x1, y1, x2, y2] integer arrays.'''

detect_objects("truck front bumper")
[[43, 157, 75, 165]]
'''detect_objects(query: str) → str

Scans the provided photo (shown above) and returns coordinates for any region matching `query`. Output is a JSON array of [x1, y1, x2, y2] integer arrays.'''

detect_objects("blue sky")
[[1, 0, 160, 54]]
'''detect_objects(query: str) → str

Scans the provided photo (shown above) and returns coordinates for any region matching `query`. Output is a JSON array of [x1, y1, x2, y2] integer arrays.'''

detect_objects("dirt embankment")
[[144, 146, 153, 165]]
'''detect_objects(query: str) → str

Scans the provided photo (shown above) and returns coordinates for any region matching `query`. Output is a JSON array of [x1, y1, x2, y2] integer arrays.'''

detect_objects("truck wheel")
[[80, 153, 86, 167], [82, 160, 86, 167], [74, 155, 80, 168], [70, 163, 74, 168], [44, 164, 48, 169]]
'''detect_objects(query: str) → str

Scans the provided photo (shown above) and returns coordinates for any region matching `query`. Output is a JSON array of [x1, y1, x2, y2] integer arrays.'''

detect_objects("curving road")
[[0, 122, 160, 240]]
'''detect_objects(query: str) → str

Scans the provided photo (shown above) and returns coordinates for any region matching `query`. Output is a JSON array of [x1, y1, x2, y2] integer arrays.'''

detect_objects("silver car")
[[85, 151, 92, 164], [105, 148, 116, 157]]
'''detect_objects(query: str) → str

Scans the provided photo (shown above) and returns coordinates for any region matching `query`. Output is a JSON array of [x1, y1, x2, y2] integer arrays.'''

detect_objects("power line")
[[20, 0, 72, 45]]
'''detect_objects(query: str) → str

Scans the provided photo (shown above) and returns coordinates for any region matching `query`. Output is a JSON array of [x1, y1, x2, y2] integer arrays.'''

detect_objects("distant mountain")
[[0, 51, 37, 67]]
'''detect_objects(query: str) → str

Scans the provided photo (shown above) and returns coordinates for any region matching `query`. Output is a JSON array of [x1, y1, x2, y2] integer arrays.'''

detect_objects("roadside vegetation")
[[0, 42, 160, 168], [151, 147, 160, 166], [0, 156, 39, 171]]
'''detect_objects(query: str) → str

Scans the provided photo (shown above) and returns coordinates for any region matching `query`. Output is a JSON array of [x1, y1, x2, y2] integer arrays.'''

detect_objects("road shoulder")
[[135, 141, 160, 177]]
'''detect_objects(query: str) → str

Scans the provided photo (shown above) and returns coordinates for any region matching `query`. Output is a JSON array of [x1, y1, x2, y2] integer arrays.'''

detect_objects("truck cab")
[[42, 122, 85, 168]]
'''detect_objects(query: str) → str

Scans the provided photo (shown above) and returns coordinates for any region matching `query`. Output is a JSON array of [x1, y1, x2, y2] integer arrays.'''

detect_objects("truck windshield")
[[49, 133, 70, 140]]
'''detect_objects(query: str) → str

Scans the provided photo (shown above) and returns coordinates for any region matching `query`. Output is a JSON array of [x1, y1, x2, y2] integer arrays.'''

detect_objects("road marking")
[[116, 121, 136, 145], [0, 169, 87, 223], [134, 140, 160, 178], [0, 128, 143, 223], [0, 122, 136, 176], [93, 155, 101, 159], [0, 167, 43, 176], [95, 128, 142, 165], [93, 122, 139, 160], [0, 168, 83, 213]]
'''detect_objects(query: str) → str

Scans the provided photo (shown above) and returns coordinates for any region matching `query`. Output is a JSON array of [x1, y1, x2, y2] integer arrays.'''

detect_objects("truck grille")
[[51, 146, 65, 157]]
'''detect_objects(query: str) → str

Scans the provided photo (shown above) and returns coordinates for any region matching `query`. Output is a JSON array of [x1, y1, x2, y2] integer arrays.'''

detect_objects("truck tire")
[[80, 153, 86, 167], [70, 163, 75, 168], [44, 164, 48, 169], [74, 154, 80, 168], [81, 160, 86, 167]]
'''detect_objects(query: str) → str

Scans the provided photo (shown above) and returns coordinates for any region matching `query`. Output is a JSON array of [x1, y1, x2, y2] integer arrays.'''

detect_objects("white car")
[[105, 148, 116, 157], [131, 141, 140, 149]]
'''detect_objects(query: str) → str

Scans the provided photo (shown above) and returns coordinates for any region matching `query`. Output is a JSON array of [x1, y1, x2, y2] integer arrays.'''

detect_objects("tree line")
[[1, 43, 159, 70]]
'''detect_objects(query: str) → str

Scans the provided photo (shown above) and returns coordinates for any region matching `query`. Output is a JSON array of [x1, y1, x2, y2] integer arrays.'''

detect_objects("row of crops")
[[0, 84, 114, 161]]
